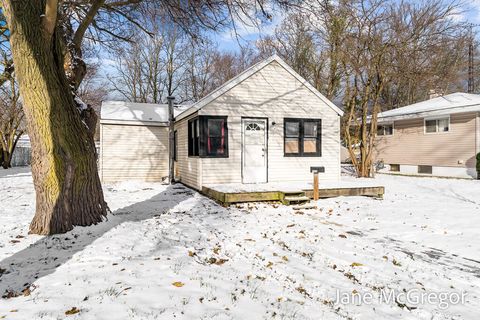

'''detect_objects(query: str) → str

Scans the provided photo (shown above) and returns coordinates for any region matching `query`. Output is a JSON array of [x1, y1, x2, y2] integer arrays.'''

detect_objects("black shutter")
[[318, 119, 322, 157], [188, 120, 193, 156], [199, 116, 206, 157]]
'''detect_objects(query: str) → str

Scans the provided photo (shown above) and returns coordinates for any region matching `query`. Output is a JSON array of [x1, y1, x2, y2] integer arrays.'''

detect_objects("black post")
[[167, 96, 175, 184]]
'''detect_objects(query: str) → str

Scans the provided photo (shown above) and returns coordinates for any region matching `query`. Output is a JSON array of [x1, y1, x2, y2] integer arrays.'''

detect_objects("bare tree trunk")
[[1, 150, 10, 169], [3, 0, 108, 235]]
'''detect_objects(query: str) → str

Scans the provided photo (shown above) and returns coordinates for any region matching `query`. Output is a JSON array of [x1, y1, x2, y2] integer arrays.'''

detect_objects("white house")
[[100, 55, 344, 188]]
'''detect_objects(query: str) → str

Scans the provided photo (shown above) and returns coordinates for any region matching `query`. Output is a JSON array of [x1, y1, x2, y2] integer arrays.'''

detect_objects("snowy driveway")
[[0, 168, 479, 319]]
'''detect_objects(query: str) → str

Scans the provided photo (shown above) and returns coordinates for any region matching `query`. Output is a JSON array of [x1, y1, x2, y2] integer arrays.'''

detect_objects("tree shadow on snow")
[[0, 183, 195, 298]]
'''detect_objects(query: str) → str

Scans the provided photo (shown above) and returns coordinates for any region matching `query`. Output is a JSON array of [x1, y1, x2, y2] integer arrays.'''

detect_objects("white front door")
[[242, 118, 267, 183]]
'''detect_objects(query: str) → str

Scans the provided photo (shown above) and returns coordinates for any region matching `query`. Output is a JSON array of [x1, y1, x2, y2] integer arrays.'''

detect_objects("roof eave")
[[377, 104, 480, 122]]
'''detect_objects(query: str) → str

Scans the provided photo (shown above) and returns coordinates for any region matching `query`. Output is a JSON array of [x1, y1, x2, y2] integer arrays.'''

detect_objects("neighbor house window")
[[425, 117, 449, 133], [418, 165, 432, 174], [284, 118, 321, 157], [389, 164, 400, 172], [188, 116, 228, 158], [188, 118, 199, 156], [377, 123, 393, 136]]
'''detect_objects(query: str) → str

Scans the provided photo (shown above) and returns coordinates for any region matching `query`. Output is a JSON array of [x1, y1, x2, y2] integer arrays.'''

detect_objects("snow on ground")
[[0, 168, 479, 319]]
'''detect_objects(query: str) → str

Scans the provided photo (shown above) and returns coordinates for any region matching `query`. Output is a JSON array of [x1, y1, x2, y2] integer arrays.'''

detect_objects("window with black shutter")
[[188, 116, 228, 158], [284, 118, 321, 157], [204, 117, 228, 157]]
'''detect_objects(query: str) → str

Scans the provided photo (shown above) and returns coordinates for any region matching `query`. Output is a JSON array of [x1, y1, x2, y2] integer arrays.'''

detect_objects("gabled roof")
[[101, 101, 190, 124], [176, 55, 343, 121], [378, 92, 480, 121]]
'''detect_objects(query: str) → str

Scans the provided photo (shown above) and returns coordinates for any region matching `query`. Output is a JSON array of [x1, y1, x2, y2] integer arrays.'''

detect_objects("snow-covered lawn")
[[0, 168, 479, 320]]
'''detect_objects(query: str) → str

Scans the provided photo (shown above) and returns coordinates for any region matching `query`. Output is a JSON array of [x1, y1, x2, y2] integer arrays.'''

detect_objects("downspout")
[[167, 96, 175, 184]]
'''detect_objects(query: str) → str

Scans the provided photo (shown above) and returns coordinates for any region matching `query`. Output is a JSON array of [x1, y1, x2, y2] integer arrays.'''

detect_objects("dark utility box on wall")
[[310, 166, 325, 173]]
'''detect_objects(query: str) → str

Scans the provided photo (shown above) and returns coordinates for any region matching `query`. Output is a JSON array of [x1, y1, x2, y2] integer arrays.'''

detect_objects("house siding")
[[100, 123, 169, 182], [174, 112, 201, 190], [199, 61, 341, 186], [374, 112, 477, 169]]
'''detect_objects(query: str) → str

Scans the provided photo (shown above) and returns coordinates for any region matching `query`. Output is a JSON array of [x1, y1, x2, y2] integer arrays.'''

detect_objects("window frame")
[[188, 118, 200, 157], [389, 164, 400, 172], [201, 115, 229, 158], [283, 118, 322, 157], [424, 116, 450, 134], [418, 165, 433, 174], [188, 115, 229, 158], [377, 123, 394, 136]]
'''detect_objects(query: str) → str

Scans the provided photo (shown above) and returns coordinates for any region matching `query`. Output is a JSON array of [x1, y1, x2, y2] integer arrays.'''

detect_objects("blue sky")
[[457, 1, 480, 26], [215, 8, 285, 52], [217, 1, 480, 53]]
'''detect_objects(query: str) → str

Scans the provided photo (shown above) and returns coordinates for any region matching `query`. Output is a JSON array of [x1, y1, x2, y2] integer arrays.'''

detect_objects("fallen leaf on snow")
[[215, 258, 228, 265], [351, 262, 363, 267], [22, 288, 30, 296], [172, 281, 185, 287], [65, 307, 80, 315]]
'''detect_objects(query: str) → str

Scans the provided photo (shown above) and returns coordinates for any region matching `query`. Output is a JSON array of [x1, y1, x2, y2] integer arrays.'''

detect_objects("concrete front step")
[[282, 193, 310, 205], [284, 196, 310, 202]]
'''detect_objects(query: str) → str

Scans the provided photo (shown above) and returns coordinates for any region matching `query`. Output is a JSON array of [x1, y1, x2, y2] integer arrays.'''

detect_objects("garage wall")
[[100, 123, 169, 182]]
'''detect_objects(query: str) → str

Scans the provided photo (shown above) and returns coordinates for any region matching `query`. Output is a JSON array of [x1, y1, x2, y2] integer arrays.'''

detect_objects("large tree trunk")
[[2, 1, 108, 235]]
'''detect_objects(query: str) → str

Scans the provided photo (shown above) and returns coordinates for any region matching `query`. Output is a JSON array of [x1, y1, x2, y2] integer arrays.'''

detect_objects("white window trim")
[[377, 122, 394, 136], [424, 116, 450, 134]]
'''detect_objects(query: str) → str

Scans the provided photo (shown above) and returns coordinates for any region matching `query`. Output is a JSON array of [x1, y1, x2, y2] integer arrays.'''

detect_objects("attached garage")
[[100, 101, 170, 183]]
